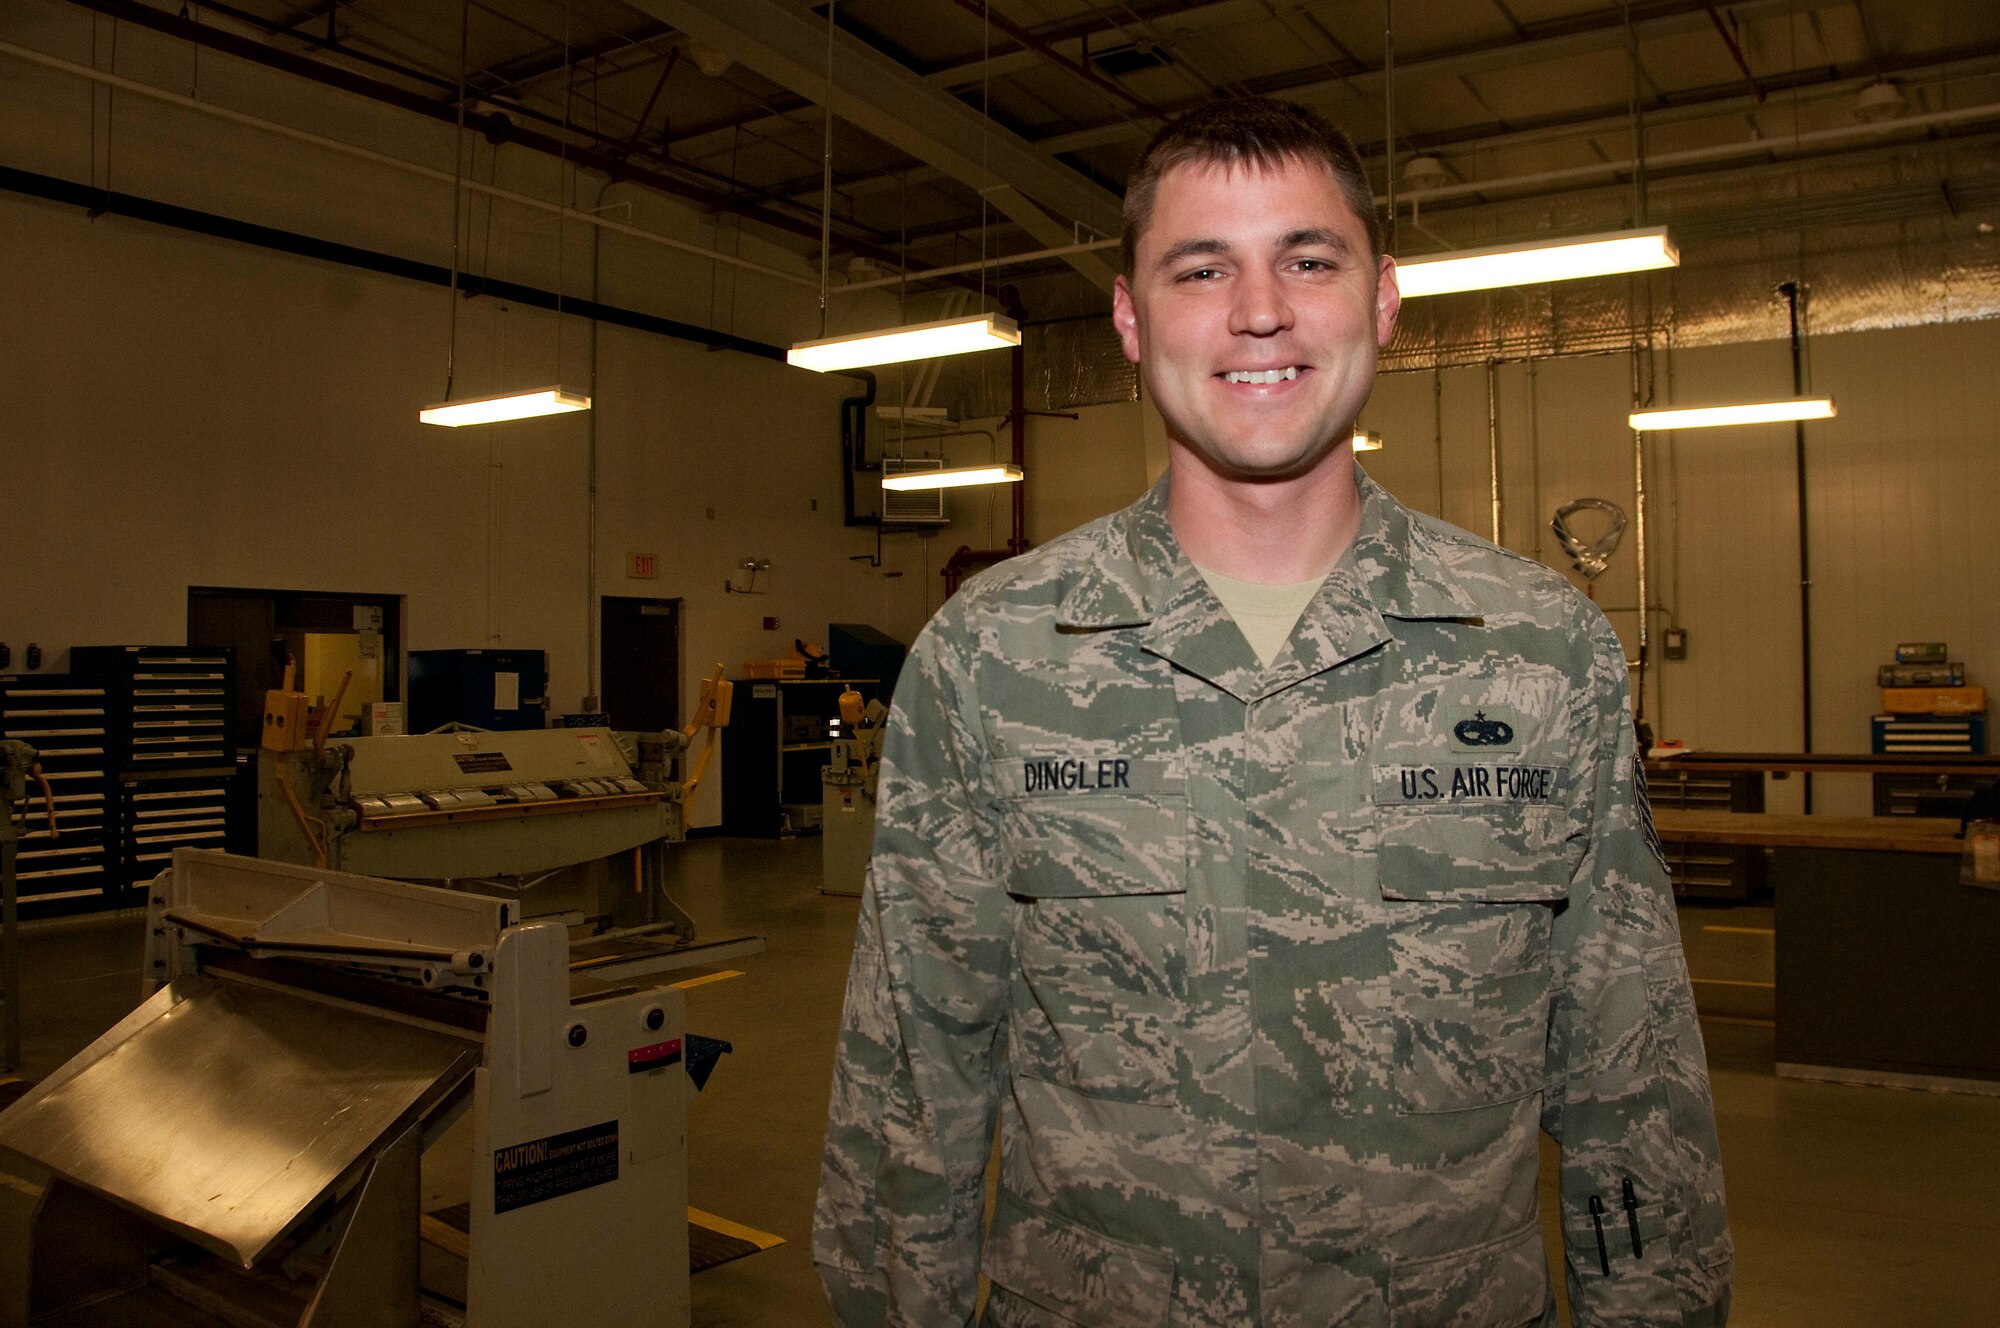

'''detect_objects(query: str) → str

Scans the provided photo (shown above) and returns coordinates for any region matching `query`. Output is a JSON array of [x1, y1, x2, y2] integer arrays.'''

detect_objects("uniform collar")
[[1056, 463, 1483, 699]]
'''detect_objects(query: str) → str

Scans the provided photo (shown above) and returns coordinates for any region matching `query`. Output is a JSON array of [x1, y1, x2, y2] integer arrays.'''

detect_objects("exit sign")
[[627, 551, 658, 579]]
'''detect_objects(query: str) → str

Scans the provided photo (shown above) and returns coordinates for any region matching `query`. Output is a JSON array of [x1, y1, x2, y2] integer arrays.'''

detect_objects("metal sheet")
[[0, 975, 475, 1268]]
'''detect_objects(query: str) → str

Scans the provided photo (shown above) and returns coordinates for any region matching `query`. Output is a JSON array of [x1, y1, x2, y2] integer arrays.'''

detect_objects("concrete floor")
[[10, 841, 2000, 1325]]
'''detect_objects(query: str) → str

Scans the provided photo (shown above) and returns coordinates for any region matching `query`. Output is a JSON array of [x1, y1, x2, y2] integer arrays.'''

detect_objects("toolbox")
[[1870, 715, 1987, 755], [1878, 662, 1966, 688], [1880, 686, 1986, 716]]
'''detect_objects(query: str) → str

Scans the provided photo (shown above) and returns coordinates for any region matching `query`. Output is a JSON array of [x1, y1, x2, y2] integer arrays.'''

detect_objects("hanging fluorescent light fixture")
[[881, 463, 1025, 492], [419, 386, 592, 427], [789, 313, 1021, 373], [1352, 427, 1384, 453], [1629, 397, 1835, 431], [1396, 225, 1678, 299]]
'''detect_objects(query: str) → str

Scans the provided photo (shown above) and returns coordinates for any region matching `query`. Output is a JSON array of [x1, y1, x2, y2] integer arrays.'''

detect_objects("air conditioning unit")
[[881, 458, 949, 524]]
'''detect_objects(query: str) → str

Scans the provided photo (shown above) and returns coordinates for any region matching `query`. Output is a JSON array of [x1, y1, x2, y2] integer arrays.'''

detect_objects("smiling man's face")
[[1113, 156, 1400, 484]]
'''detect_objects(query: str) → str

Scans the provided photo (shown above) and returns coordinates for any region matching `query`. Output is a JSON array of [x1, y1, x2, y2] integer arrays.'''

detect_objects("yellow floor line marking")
[[419, 1214, 471, 1260], [1703, 925, 1776, 936], [688, 1206, 786, 1249], [672, 969, 745, 990], [1700, 1015, 1777, 1028], [1691, 977, 1776, 989]]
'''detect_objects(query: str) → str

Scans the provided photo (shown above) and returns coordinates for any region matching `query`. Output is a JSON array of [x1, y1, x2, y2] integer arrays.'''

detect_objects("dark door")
[[601, 597, 680, 731]]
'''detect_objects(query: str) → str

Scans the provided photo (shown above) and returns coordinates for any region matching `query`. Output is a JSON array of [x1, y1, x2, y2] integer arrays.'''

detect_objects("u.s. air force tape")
[[1376, 763, 1565, 805]]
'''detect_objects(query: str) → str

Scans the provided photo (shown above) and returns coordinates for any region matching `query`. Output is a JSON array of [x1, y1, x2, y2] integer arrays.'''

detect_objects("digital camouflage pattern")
[[815, 467, 1731, 1327]]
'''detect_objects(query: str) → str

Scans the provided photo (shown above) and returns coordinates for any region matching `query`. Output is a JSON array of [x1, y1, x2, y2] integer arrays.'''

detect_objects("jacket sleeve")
[[1542, 610, 1733, 1326], [813, 607, 1010, 1327]]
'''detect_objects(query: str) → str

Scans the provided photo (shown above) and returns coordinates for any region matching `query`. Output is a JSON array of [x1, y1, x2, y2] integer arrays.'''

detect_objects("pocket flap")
[[1377, 804, 1572, 902], [1388, 1217, 1548, 1327], [982, 1193, 1174, 1327], [998, 792, 1187, 899]]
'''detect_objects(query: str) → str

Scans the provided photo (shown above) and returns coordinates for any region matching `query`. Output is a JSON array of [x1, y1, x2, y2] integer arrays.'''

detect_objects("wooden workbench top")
[[1653, 810, 1967, 855], [1646, 751, 2000, 777]]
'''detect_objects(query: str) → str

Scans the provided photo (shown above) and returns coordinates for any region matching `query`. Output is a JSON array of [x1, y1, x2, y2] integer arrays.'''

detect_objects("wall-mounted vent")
[[882, 458, 949, 524]]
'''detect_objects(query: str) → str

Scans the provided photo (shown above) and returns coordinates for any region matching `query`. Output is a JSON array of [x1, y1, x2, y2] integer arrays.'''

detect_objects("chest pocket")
[[1376, 794, 1575, 1114], [998, 788, 1188, 1107]]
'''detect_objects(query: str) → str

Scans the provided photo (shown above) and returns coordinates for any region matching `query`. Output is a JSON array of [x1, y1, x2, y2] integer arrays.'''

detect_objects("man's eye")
[[1179, 267, 1224, 283], [1293, 258, 1336, 274]]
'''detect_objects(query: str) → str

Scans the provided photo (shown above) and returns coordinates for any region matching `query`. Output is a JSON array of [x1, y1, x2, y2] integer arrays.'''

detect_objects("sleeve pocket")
[[1387, 1217, 1549, 1328], [981, 1192, 1175, 1328]]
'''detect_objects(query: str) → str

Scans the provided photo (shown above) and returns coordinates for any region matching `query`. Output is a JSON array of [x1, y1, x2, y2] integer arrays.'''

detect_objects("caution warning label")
[[492, 1119, 619, 1214]]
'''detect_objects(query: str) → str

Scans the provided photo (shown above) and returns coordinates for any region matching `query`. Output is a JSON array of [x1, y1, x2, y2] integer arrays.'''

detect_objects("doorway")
[[601, 596, 681, 732], [188, 587, 404, 748]]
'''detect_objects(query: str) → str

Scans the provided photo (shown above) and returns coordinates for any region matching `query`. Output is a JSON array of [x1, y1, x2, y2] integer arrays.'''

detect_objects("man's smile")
[[1219, 365, 1309, 386]]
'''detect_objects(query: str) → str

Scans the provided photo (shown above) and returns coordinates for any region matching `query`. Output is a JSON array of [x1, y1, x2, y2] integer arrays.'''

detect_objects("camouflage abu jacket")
[[815, 467, 1731, 1327]]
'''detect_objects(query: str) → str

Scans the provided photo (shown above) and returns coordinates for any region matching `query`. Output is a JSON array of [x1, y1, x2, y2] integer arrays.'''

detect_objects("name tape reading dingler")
[[1380, 763, 1564, 804]]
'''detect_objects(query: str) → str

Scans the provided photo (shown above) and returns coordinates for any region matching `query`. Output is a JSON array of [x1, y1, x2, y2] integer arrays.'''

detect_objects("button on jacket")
[[814, 468, 1732, 1327]]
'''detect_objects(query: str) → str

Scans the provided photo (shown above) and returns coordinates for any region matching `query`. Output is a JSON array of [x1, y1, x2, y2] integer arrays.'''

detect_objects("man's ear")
[[1375, 253, 1402, 349], [1112, 274, 1142, 365]]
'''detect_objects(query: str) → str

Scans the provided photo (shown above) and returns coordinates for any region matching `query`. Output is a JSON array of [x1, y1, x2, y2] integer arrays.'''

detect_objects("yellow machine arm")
[[679, 664, 733, 801]]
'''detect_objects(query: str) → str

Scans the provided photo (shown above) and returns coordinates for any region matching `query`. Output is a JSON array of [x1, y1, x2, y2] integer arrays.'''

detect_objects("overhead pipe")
[[46, 3, 987, 292], [1381, 99, 2000, 209], [0, 39, 820, 290], [1629, 351, 1652, 734], [1006, 290, 1029, 555], [1485, 360, 1502, 545], [0, 165, 788, 361], [1779, 280, 1816, 813], [839, 370, 880, 527]]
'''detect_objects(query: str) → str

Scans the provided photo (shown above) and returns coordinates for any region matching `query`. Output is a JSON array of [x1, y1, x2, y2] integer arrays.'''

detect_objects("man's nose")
[[1229, 267, 1293, 336]]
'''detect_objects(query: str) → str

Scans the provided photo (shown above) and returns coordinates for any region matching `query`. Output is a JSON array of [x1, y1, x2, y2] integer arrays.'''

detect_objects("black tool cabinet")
[[0, 648, 237, 915]]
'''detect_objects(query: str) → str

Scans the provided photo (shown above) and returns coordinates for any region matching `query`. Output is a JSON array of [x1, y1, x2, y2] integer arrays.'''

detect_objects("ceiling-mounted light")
[[1352, 427, 1384, 452], [1397, 225, 1678, 299], [1629, 397, 1835, 431], [1853, 81, 1907, 123], [1401, 155, 1449, 191], [420, 386, 591, 427], [789, 313, 1022, 373], [686, 41, 733, 78], [881, 463, 1024, 491]]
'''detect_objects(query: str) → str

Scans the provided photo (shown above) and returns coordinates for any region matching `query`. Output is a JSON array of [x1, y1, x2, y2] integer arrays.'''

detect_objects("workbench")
[[1653, 809, 1999, 1095]]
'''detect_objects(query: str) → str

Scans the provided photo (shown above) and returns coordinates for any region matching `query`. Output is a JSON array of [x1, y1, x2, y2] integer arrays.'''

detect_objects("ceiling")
[[62, 0, 2000, 313]]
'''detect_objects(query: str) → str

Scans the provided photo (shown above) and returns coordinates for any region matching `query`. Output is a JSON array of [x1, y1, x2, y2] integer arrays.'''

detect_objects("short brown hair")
[[1121, 98, 1382, 272]]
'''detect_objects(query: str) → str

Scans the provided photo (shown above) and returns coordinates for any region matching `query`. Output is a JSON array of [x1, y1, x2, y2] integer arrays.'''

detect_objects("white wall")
[[5, 2, 1995, 827], [1358, 323, 2000, 815], [0, 4, 991, 826]]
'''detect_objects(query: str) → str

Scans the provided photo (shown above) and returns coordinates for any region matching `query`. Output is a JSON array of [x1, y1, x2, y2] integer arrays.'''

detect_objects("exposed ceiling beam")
[[624, 0, 1125, 293], [61, 0, 975, 286], [1033, 0, 1858, 156]]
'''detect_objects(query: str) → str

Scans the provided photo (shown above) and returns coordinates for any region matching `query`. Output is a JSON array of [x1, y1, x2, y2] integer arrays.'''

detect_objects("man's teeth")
[[1224, 367, 1300, 384]]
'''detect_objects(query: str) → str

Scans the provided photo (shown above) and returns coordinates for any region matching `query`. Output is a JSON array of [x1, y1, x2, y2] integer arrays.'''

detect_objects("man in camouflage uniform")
[[815, 98, 1731, 1327]]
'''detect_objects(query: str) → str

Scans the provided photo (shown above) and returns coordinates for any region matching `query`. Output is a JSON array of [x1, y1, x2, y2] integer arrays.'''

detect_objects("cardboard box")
[[1881, 686, 1986, 716]]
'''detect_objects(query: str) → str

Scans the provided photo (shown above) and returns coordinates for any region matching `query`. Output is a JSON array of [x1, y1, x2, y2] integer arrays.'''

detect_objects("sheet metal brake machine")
[[0, 849, 760, 1327], [259, 720, 756, 981]]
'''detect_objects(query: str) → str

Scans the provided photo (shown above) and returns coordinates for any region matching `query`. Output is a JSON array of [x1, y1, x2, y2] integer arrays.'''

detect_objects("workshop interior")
[[3, 0, 1999, 1323]]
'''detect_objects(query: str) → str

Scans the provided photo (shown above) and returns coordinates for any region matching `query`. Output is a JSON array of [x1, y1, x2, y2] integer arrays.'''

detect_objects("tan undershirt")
[[1194, 564, 1329, 667]]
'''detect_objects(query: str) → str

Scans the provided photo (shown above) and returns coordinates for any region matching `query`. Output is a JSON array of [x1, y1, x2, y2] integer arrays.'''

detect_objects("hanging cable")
[[979, 0, 992, 311], [556, 0, 572, 387], [818, 0, 836, 336], [445, 0, 468, 400], [1382, 0, 1396, 253]]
